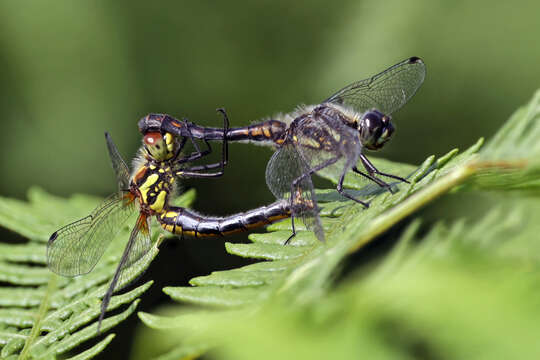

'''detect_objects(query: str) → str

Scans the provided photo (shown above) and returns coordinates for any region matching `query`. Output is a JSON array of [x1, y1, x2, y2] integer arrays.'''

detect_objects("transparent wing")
[[114, 213, 153, 288], [105, 132, 131, 193], [266, 145, 324, 242], [98, 213, 152, 330], [47, 193, 136, 276], [323, 57, 426, 115], [48, 133, 134, 277]]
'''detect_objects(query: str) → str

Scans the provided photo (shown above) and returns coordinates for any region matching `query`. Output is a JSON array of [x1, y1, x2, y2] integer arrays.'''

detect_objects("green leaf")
[[0, 188, 195, 358], [136, 91, 540, 358]]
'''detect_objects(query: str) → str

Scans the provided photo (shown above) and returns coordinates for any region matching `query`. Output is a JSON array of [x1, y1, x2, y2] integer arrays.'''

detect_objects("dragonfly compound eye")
[[358, 110, 394, 150], [143, 132, 170, 160]]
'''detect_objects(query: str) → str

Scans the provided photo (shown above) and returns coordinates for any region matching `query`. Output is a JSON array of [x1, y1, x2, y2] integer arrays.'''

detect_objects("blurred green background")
[[2, 0, 539, 212], [1, 0, 539, 358]]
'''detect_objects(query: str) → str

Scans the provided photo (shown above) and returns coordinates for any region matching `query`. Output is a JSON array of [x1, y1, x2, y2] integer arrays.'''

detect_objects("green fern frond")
[[135, 91, 540, 359], [194, 199, 540, 360], [0, 188, 195, 359]]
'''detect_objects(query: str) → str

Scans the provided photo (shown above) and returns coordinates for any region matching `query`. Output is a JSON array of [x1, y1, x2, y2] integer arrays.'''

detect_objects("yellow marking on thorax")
[[150, 190, 167, 212], [138, 173, 159, 203]]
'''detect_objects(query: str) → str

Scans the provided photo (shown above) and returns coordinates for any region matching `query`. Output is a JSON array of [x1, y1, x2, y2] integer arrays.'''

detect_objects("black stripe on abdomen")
[[158, 201, 291, 238]]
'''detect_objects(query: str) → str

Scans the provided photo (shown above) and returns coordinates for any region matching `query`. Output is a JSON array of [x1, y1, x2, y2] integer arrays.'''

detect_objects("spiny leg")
[[171, 118, 215, 164], [284, 216, 297, 245], [352, 166, 396, 194], [184, 119, 204, 155], [176, 109, 230, 178], [337, 168, 370, 207], [170, 123, 211, 164], [175, 139, 212, 164], [360, 154, 409, 183], [187, 109, 229, 174]]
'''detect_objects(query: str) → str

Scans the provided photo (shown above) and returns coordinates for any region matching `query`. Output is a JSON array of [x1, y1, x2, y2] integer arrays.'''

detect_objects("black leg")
[[184, 120, 203, 155], [175, 140, 212, 164], [175, 170, 225, 178], [175, 109, 230, 178], [172, 119, 212, 164], [184, 162, 223, 172], [216, 108, 229, 166], [284, 216, 297, 245], [337, 169, 370, 207], [290, 157, 340, 196], [352, 166, 396, 194], [171, 136, 189, 162], [284, 156, 340, 244], [360, 154, 410, 184]]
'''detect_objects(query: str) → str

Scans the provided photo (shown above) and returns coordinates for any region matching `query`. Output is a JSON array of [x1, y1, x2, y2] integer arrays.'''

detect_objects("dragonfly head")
[[358, 110, 394, 150], [143, 132, 176, 161]]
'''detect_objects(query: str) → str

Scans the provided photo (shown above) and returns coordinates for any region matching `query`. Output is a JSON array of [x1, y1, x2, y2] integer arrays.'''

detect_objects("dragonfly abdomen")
[[139, 114, 287, 145], [172, 121, 287, 145], [158, 200, 290, 237], [226, 120, 287, 144]]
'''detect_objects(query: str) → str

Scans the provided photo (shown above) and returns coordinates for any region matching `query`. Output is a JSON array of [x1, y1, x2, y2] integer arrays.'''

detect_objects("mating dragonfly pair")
[[47, 57, 426, 330]]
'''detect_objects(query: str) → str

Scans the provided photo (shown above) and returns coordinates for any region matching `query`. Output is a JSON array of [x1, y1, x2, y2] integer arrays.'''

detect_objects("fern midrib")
[[347, 161, 477, 253], [19, 273, 56, 359]]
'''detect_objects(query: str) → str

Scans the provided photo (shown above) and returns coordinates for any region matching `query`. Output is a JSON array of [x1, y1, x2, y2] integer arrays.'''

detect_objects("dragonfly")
[[138, 57, 426, 243], [48, 110, 300, 331]]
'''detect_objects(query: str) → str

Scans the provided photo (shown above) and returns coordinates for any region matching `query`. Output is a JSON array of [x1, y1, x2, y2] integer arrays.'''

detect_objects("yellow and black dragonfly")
[[48, 110, 295, 331], [138, 57, 426, 242]]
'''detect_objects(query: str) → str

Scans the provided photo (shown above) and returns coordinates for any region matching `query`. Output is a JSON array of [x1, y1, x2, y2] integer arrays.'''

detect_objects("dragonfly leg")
[[176, 109, 229, 178], [174, 111, 225, 164], [337, 169, 370, 207], [170, 136, 188, 161], [175, 140, 212, 164], [291, 157, 340, 189], [284, 215, 297, 245], [360, 154, 410, 184], [286, 156, 339, 242], [352, 166, 396, 194], [174, 135, 212, 164]]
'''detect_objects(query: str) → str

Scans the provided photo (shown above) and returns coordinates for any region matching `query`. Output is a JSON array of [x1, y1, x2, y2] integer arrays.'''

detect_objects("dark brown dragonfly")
[[139, 57, 426, 242]]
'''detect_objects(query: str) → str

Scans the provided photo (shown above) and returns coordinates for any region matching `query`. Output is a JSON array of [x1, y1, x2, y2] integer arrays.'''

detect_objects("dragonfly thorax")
[[358, 110, 394, 150], [131, 159, 174, 214]]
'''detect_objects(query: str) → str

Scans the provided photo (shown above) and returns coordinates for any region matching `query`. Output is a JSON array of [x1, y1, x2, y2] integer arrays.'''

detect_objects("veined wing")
[[98, 213, 152, 330], [105, 132, 131, 193], [323, 57, 426, 115], [266, 145, 325, 242], [48, 132, 134, 276], [47, 193, 136, 276]]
